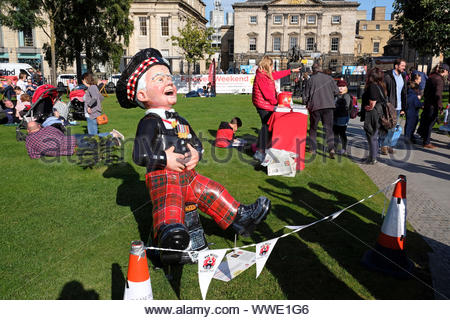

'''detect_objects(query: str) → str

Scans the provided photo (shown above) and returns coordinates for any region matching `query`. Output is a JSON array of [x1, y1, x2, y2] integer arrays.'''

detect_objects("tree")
[[171, 19, 214, 91], [393, 0, 450, 57], [1, 0, 133, 85], [0, 0, 61, 85], [44, 0, 133, 83]]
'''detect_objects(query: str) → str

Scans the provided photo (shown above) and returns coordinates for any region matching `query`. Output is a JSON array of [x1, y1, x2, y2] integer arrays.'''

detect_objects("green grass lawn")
[[0, 94, 434, 299]]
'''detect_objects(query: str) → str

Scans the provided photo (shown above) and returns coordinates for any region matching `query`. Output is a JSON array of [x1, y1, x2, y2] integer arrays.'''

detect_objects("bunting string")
[[144, 178, 401, 253]]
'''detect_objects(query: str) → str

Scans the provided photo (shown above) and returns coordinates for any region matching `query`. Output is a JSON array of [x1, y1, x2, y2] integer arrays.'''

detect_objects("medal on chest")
[[177, 123, 190, 139]]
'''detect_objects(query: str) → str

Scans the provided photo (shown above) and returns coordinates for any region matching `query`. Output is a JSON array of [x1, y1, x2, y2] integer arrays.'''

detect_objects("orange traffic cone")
[[123, 240, 153, 300], [361, 175, 414, 278]]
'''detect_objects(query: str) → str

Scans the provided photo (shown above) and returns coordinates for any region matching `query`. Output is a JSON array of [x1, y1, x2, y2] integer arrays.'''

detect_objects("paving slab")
[[345, 118, 449, 299]]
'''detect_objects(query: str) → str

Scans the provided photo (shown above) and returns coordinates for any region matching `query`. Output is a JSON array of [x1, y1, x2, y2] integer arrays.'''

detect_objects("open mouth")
[[164, 90, 174, 96]]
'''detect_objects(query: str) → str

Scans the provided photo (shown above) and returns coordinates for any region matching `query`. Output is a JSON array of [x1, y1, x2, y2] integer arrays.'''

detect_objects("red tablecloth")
[[268, 111, 308, 171]]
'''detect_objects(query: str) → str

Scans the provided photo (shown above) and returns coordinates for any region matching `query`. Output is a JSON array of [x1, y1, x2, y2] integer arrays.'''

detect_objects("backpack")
[[349, 95, 359, 119], [376, 85, 397, 130]]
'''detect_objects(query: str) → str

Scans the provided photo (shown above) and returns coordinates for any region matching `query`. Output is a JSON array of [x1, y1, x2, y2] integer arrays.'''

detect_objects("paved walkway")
[[345, 118, 449, 299]]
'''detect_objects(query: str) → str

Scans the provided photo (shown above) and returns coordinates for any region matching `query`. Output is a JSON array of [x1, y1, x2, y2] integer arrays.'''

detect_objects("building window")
[[331, 37, 339, 52], [290, 15, 299, 24], [273, 36, 281, 51], [19, 29, 34, 47], [160, 49, 169, 57], [139, 17, 147, 36], [376, 24, 380, 30], [273, 15, 282, 24], [362, 24, 367, 30], [307, 15, 316, 25], [306, 37, 315, 51], [249, 38, 256, 51], [373, 42, 380, 53], [250, 16, 257, 24], [357, 43, 362, 54], [388, 24, 393, 30], [289, 36, 298, 49], [331, 15, 341, 24], [161, 17, 169, 36]]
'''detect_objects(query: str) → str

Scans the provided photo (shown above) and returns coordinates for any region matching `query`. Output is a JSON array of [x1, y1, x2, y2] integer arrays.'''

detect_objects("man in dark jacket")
[[304, 63, 339, 158], [382, 58, 407, 154], [417, 63, 449, 148]]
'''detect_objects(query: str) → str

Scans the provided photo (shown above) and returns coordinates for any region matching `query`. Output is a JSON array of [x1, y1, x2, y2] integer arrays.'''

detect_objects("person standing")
[[360, 67, 386, 165], [404, 83, 423, 143], [251, 56, 300, 161], [82, 72, 105, 135], [333, 80, 352, 155], [303, 63, 339, 158], [417, 63, 449, 149], [381, 58, 407, 155]]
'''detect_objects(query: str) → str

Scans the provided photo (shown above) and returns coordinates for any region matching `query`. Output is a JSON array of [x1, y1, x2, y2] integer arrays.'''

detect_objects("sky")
[[204, 0, 395, 24]]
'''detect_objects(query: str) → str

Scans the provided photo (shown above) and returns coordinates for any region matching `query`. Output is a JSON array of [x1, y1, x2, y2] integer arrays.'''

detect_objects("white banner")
[[173, 74, 280, 94], [255, 239, 279, 278], [197, 249, 227, 300]]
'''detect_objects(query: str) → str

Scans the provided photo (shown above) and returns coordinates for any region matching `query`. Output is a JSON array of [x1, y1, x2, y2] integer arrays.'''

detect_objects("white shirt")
[[16, 79, 27, 92], [145, 108, 177, 129]]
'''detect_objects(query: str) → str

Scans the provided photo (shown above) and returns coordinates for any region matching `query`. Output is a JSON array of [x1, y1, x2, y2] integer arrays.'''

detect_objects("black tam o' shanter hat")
[[116, 48, 171, 109]]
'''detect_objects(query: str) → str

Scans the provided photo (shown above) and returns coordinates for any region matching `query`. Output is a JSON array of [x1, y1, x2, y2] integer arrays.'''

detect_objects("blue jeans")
[[86, 117, 109, 137]]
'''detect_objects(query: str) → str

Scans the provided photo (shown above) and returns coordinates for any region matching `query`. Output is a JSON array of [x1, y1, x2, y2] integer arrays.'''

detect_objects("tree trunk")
[[50, 19, 57, 86], [76, 50, 82, 85]]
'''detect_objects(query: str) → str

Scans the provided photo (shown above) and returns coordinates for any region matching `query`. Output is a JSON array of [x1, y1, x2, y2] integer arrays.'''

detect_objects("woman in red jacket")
[[252, 56, 299, 161]]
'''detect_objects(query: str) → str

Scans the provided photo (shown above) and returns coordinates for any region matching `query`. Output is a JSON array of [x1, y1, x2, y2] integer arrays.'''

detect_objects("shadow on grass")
[[258, 179, 434, 299], [103, 163, 153, 244], [58, 280, 99, 299], [103, 163, 185, 299]]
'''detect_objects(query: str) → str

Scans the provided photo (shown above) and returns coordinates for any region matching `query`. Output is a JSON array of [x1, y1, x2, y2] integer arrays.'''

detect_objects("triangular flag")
[[198, 249, 227, 300], [255, 238, 279, 278]]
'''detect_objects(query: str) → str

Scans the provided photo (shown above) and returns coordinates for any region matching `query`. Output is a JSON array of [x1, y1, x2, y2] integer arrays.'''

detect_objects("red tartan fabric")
[[146, 169, 240, 236]]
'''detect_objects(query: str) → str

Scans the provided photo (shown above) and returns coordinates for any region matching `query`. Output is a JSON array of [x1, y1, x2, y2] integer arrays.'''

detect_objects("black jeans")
[[256, 109, 273, 152], [333, 125, 348, 150], [309, 108, 335, 152]]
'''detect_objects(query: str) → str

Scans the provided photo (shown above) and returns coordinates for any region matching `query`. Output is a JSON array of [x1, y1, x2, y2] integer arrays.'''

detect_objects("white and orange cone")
[[123, 240, 153, 300], [362, 175, 414, 278]]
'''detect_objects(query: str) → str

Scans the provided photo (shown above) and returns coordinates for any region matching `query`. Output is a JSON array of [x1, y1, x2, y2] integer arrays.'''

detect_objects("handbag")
[[96, 114, 108, 125], [383, 124, 403, 147], [376, 86, 397, 130]]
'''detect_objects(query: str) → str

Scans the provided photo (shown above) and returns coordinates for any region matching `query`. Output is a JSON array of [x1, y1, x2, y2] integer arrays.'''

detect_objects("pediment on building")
[[270, 0, 322, 6], [247, 32, 259, 37], [329, 31, 341, 36]]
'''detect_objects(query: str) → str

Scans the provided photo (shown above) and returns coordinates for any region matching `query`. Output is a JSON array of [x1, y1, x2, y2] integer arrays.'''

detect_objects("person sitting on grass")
[[1, 99, 15, 124], [25, 121, 124, 159], [215, 117, 242, 148], [15, 94, 32, 120], [116, 48, 271, 265]]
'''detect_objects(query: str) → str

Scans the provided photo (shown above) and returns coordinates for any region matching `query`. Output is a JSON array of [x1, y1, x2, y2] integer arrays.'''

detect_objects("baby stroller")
[[16, 84, 59, 141], [68, 89, 86, 121]]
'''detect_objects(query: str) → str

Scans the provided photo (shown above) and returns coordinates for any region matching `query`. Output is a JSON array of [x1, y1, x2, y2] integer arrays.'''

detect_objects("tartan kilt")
[[146, 169, 240, 237]]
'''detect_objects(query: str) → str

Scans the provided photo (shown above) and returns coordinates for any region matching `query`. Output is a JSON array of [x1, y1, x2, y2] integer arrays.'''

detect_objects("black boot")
[[158, 223, 190, 265], [231, 197, 271, 237]]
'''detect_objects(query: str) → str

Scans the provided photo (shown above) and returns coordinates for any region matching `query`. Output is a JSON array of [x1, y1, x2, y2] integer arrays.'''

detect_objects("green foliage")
[[170, 18, 215, 67], [393, 0, 450, 56], [0, 0, 45, 31], [0, 0, 133, 73]]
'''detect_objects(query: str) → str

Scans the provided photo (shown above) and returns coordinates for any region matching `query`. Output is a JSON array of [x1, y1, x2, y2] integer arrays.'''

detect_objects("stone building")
[[128, 0, 208, 74], [0, 0, 209, 79], [354, 6, 394, 58], [231, 0, 359, 73], [0, 23, 50, 76]]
